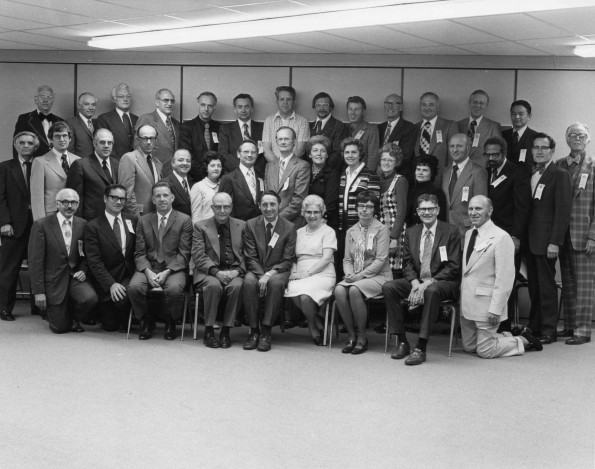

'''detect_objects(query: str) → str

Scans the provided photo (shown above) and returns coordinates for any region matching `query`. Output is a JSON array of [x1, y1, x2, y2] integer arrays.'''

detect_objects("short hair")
[[233, 93, 254, 107], [111, 83, 130, 98], [420, 91, 440, 102], [276, 126, 296, 140], [484, 136, 508, 155], [155, 88, 174, 100], [510, 100, 532, 114], [13, 131, 39, 149], [377, 143, 403, 170], [136, 124, 158, 138], [258, 189, 281, 205], [565, 122, 591, 139], [104, 184, 126, 197], [301, 194, 326, 217], [197, 91, 217, 104], [37, 85, 54, 95], [306, 135, 331, 155], [78, 92, 95, 103], [56, 188, 78, 202], [532, 132, 556, 150], [341, 137, 365, 158], [152, 181, 172, 196], [202, 151, 224, 177], [346, 96, 366, 110], [414, 154, 439, 182], [212, 191, 232, 206], [312, 92, 334, 110], [470, 89, 489, 101], [355, 190, 380, 216], [237, 139, 258, 154], [48, 121, 72, 140], [417, 193, 439, 207], [275, 86, 296, 100]]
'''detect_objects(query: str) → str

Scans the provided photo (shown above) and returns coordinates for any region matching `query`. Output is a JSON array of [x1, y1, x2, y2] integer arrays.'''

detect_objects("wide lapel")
[[28, 112, 49, 147], [46, 152, 67, 180], [465, 230, 494, 273], [9, 160, 28, 197], [150, 213, 159, 242], [451, 162, 473, 205], [123, 217, 135, 254], [230, 218, 243, 260], [234, 169, 255, 202], [268, 158, 281, 192], [204, 218, 220, 262], [573, 158, 591, 199], [255, 218, 267, 263], [136, 150, 155, 183], [171, 174, 190, 206], [279, 156, 297, 189], [78, 114, 93, 139], [49, 214, 68, 257], [232, 121, 243, 145], [411, 226, 422, 273], [153, 111, 173, 152], [390, 119, 403, 142], [429, 118, 443, 154], [161, 210, 177, 239], [90, 155, 112, 185], [113, 111, 128, 144], [430, 222, 443, 259], [98, 214, 123, 255]]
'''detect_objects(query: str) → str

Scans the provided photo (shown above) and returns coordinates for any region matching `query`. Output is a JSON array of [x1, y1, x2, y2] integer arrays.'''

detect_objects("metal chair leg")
[[193, 292, 199, 340], [126, 307, 133, 339], [323, 299, 330, 346], [329, 302, 336, 349], [384, 309, 389, 353], [180, 293, 188, 341], [448, 305, 456, 358]]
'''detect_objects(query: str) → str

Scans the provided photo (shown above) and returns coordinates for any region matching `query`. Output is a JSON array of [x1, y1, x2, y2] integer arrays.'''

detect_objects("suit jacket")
[[457, 116, 502, 164], [461, 220, 515, 321], [402, 220, 461, 283], [179, 116, 221, 181], [13, 110, 63, 158], [218, 120, 266, 177], [96, 109, 138, 159], [134, 110, 180, 176], [219, 167, 263, 221], [30, 150, 81, 221], [118, 149, 163, 219], [442, 160, 488, 238], [527, 162, 572, 255], [349, 121, 380, 171], [84, 213, 135, 301], [310, 115, 349, 170], [160, 173, 194, 217], [66, 154, 119, 221], [264, 154, 311, 222], [377, 118, 417, 177], [556, 154, 595, 251], [0, 159, 31, 238], [28, 214, 88, 305], [503, 126, 539, 172], [192, 216, 246, 284], [243, 215, 296, 274], [488, 160, 531, 240], [414, 117, 459, 186], [66, 114, 97, 157], [134, 209, 192, 273]]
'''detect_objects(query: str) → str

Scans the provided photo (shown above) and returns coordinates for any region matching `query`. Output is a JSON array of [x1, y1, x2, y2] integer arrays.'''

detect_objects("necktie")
[[63, 219, 72, 255], [204, 122, 211, 150], [146, 154, 155, 181], [314, 120, 322, 135], [490, 169, 496, 184], [61, 153, 69, 174], [350, 124, 356, 136], [466, 228, 478, 264], [243, 123, 251, 140], [279, 159, 286, 185], [448, 164, 458, 198], [102, 159, 112, 182], [247, 169, 257, 200], [157, 215, 167, 262], [420, 230, 433, 280], [513, 131, 519, 147], [420, 121, 431, 155], [383, 122, 392, 144], [122, 113, 133, 147], [165, 117, 175, 146], [468, 120, 477, 140], [87, 119, 94, 133], [182, 178, 189, 194], [113, 217, 123, 253], [266, 222, 273, 246], [24, 161, 32, 190]]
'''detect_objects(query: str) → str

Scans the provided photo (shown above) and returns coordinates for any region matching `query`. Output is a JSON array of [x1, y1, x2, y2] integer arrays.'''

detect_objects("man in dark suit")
[[242, 190, 296, 352], [96, 83, 138, 159], [502, 100, 539, 175], [134, 88, 180, 177], [526, 132, 572, 344], [219, 140, 263, 221], [160, 149, 193, 217], [377, 93, 416, 177], [218, 93, 266, 177], [382, 194, 461, 366], [13, 85, 63, 158], [66, 128, 119, 221], [193, 192, 246, 348], [84, 184, 136, 332], [0, 132, 38, 321], [128, 182, 192, 340], [179, 91, 221, 181], [66, 92, 97, 157], [28, 188, 98, 333], [309, 92, 349, 170]]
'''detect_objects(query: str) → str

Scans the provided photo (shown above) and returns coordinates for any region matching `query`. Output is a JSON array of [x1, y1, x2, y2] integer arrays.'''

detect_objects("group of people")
[[0, 82, 592, 366]]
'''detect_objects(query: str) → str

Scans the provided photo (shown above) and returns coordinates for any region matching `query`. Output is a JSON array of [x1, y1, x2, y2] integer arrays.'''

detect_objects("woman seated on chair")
[[285, 195, 337, 346], [334, 191, 392, 354]]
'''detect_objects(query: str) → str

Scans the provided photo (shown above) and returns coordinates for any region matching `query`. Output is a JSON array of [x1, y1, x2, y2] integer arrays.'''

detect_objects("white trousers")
[[460, 316, 525, 359]]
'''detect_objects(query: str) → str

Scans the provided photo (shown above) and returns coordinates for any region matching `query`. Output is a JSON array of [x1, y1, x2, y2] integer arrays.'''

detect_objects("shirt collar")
[[158, 210, 173, 225], [566, 153, 584, 166], [115, 108, 128, 119], [56, 212, 70, 226], [274, 111, 296, 120], [346, 162, 365, 177], [79, 112, 92, 123], [156, 108, 170, 124], [386, 117, 400, 130], [422, 220, 438, 238], [95, 153, 109, 167], [514, 125, 528, 138], [52, 148, 67, 159], [239, 163, 255, 177], [453, 158, 469, 171], [18, 155, 27, 166], [316, 115, 331, 127], [469, 115, 484, 126], [423, 116, 438, 127], [264, 217, 279, 230], [495, 159, 507, 174], [237, 119, 252, 128], [105, 211, 123, 227], [173, 171, 187, 185]]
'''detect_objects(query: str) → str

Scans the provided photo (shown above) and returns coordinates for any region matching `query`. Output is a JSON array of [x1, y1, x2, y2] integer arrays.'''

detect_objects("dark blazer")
[[179, 116, 221, 181], [218, 120, 266, 177], [414, 117, 459, 186], [377, 118, 417, 177], [309, 165, 340, 230], [457, 116, 502, 164], [66, 154, 119, 221], [134, 110, 180, 176], [503, 126, 539, 174], [0, 159, 31, 238], [527, 163, 572, 255], [160, 173, 194, 217], [402, 220, 461, 282], [28, 214, 88, 305], [96, 109, 138, 159], [219, 166, 263, 221], [488, 160, 531, 240], [66, 114, 97, 157], [13, 110, 63, 158], [243, 215, 296, 274], [309, 115, 349, 170], [84, 213, 135, 301]]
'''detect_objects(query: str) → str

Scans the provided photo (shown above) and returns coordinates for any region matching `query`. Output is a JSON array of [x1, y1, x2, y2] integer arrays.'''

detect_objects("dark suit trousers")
[[47, 279, 98, 334], [526, 253, 558, 335], [197, 275, 243, 327], [128, 268, 186, 320], [243, 271, 290, 329], [0, 231, 31, 314], [95, 277, 131, 331], [383, 279, 459, 340]]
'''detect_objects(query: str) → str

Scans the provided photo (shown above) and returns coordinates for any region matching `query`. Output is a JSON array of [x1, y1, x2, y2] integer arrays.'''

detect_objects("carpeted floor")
[[0, 302, 593, 469]]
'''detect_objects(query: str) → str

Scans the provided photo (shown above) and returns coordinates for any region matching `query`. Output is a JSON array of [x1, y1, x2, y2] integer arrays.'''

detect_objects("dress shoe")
[[405, 348, 426, 366], [565, 336, 591, 345], [557, 329, 574, 338], [81, 319, 97, 326], [520, 327, 543, 351], [283, 320, 296, 329], [138, 320, 152, 340], [312, 335, 323, 346], [257, 335, 272, 352], [341, 338, 357, 354], [539, 334, 557, 344], [351, 339, 368, 355], [203, 331, 220, 348], [391, 342, 411, 360], [0, 310, 15, 321], [71, 320, 85, 333], [219, 334, 231, 349], [164, 322, 177, 341], [243, 332, 259, 350]]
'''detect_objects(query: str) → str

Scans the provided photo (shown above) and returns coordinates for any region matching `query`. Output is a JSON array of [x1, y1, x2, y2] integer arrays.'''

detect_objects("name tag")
[[125, 219, 135, 233], [258, 140, 263, 154], [354, 130, 364, 140], [268, 232, 279, 248], [472, 133, 480, 148], [78, 240, 85, 257], [349, 178, 361, 192], [439, 245, 447, 262], [367, 233, 375, 250], [519, 149, 527, 162], [281, 178, 289, 191], [535, 183, 545, 199], [579, 173, 588, 189], [436, 130, 442, 143], [491, 175, 507, 187], [462, 186, 469, 202], [211, 133, 219, 144]]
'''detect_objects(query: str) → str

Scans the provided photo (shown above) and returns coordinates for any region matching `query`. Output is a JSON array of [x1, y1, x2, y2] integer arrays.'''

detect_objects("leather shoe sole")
[[257, 336, 271, 352], [391, 342, 411, 360], [565, 336, 591, 345], [405, 348, 426, 366]]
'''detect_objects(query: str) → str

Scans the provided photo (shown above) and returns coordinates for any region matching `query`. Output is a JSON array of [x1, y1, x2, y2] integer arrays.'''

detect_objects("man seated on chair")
[[242, 190, 296, 352], [382, 194, 461, 366], [192, 192, 246, 349], [128, 181, 193, 340], [460, 195, 542, 357]]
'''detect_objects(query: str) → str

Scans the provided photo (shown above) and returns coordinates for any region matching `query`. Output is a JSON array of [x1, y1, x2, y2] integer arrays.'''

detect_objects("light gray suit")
[[118, 149, 163, 219], [264, 154, 310, 222]]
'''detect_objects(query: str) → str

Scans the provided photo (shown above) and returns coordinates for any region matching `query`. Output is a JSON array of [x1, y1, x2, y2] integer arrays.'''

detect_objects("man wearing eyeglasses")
[[28, 188, 98, 333], [309, 92, 348, 170], [84, 184, 136, 332], [66, 129, 119, 221], [134, 88, 180, 177], [556, 123, 594, 345], [96, 83, 138, 159]]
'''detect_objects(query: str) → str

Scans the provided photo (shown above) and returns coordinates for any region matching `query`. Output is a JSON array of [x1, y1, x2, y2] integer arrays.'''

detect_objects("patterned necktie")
[[243, 123, 251, 140], [466, 228, 478, 264], [102, 159, 112, 182], [449, 164, 458, 199], [468, 120, 477, 140], [61, 153, 69, 174], [157, 216, 167, 262], [63, 219, 72, 255], [420, 230, 432, 280], [166, 117, 175, 146], [350, 124, 356, 136], [87, 119, 94, 133], [383, 122, 392, 144], [113, 217, 123, 253], [314, 120, 322, 135], [420, 121, 431, 155], [278, 158, 286, 185], [122, 113, 133, 147], [182, 178, 189, 194], [204, 122, 211, 150], [247, 169, 257, 200]]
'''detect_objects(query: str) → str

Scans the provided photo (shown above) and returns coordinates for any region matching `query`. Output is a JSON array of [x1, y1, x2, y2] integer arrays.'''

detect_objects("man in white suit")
[[460, 195, 542, 357]]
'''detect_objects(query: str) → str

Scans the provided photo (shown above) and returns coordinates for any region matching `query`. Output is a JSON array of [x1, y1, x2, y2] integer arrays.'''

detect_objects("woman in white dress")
[[285, 195, 337, 346], [190, 151, 223, 224]]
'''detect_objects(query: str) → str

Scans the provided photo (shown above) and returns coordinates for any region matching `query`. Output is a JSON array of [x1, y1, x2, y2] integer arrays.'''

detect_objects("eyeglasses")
[[417, 207, 438, 213], [53, 134, 70, 140], [96, 140, 114, 146], [304, 210, 321, 216], [384, 101, 402, 107], [139, 137, 156, 142], [57, 200, 79, 206], [37, 95, 54, 101], [532, 146, 551, 152], [568, 133, 588, 141], [212, 205, 232, 211], [483, 152, 502, 158], [107, 195, 127, 203], [379, 158, 396, 163], [315, 103, 330, 108], [357, 204, 375, 210], [159, 98, 175, 104], [115, 94, 131, 99]]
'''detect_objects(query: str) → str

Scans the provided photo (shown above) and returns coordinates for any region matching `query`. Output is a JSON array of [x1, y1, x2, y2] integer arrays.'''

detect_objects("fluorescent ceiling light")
[[574, 44, 595, 57], [89, 0, 595, 50]]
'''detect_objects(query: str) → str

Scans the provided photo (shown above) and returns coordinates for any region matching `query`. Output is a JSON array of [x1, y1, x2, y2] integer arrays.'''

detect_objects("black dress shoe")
[[243, 332, 259, 350], [203, 331, 220, 348], [341, 338, 357, 354], [219, 334, 231, 349], [520, 327, 543, 351], [565, 335, 591, 345], [138, 320, 152, 340], [312, 335, 323, 346], [0, 310, 15, 321], [71, 320, 85, 333], [164, 322, 177, 341], [557, 329, 574, 338], [539, 334, 557, 344], [257, 335, 271, 352], [405, 348, 426, 366], [391, 342, 411, 360], [351, 339, 368, 355]]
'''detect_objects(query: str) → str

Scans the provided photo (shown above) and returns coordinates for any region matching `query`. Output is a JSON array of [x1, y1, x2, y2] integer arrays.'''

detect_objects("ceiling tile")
[[528, 7, 595, 36], [25, 27, 89, 42], [389, 20, 504, 45], [517, 36, 591, 56], [10, 0, 145, 20], [67, 21, 140, 36], [271, 31, 390, 53], [108, 15, 192, 29], [455, 13, 571, 41], [101, 0, 213, 14], [222, 36, 328, 53], [173, 41, 264, 53], [0, 31, 90, 49], [458, 41, 550, 56], [0, 37, 54, 49], [224, 0, 308, 16], [0, 1, 93, 26], [167, 7, 245, 24], [400, 45, 477, 55], [0, 15, 47, 30], [328, 26, 439, 50]]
